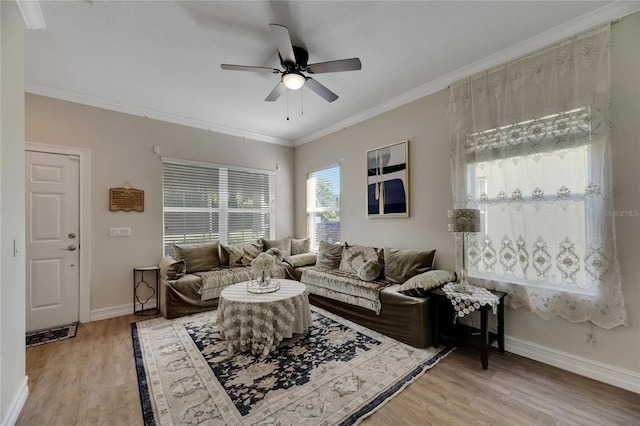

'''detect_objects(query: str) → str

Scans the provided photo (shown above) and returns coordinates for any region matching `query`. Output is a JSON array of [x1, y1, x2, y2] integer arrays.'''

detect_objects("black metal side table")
[[431, 286, 506, 369], [133, 266, 160, 315]]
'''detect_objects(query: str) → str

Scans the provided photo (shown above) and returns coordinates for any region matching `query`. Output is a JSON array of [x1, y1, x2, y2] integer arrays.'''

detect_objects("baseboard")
[[1, 375, 29, 426], [504, 335, 640, 394], [90, 301, 157, 321]]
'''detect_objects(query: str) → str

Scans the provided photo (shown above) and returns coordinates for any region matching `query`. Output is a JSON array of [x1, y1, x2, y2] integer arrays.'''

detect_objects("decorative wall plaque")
[[110, 187, 144, 212]]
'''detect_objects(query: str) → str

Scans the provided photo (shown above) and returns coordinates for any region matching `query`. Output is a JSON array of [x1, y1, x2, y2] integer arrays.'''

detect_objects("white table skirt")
[[217, 280, 312, 358]]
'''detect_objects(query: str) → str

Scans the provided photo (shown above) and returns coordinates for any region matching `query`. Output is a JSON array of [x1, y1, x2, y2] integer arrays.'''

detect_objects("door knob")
[[63, 244, 77, 251]]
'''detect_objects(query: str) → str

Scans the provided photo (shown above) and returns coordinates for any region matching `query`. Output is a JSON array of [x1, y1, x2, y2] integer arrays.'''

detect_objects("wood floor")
[[17, 314, 640, 426]]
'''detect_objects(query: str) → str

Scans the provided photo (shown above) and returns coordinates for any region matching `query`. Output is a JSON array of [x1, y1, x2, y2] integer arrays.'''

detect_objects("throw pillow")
[[357, 260, 383, 281], [174, 241, 220, 273], [384, 247, 436, 283], [261, 237, 292, 257], [283, 253, 318, 268], [159, 255, 187, 281], [398, 270, 457, 296], [339, 243, 384, 275], [291, 237, 311, 255], [220, 241, 263, 267], [265, 247, 284, 263], [315, 240, 344, 269]]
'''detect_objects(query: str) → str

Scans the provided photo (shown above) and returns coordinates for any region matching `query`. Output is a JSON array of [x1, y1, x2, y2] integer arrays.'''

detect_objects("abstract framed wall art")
[[366, 140, 409, 217]]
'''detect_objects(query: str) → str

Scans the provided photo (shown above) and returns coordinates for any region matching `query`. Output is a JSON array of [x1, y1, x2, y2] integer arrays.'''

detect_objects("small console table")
[[133, 266, 160, 315], [431, 286, 506, 369]]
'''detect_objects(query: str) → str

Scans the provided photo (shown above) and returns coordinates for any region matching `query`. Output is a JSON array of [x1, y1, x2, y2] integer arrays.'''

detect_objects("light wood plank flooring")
[[17, 314, 640, 426]]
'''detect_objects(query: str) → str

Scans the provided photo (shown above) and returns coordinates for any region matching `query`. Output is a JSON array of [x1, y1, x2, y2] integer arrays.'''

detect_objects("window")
[[465, 109, 593, 293], [163, 159, 274, 256], [306, 166, 340, 250], [448, 24, 626, 327]]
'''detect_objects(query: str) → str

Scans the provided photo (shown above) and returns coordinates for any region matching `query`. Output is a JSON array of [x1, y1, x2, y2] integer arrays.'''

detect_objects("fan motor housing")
[[280, 46, 309, 71]]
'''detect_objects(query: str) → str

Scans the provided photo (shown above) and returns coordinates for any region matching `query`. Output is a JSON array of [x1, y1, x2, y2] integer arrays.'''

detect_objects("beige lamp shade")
[[448, 209, 481, 233]]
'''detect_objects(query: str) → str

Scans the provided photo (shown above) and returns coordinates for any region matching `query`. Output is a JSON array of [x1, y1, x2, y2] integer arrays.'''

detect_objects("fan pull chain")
[[301, 89, 304, 116], [286, 90, 290, 121]]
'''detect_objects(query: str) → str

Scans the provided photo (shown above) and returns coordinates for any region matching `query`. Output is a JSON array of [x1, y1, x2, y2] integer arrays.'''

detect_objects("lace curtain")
[[448, 24, 626, 329]]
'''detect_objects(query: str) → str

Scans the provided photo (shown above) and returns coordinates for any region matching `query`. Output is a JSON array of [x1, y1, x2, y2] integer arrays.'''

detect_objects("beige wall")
[[295, 89, 455, 268], [1, 1, 27, 422], [25, 95, 295, 312], [295, 13, 640, 373]]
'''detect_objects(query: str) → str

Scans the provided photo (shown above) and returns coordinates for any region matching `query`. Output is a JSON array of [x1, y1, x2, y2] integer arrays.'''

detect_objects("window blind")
[[306, 166, 340, 250], [163, 159, 275, 256]]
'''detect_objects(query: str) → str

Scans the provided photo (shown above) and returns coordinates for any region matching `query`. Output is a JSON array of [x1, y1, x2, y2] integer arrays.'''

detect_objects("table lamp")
[[448, 209, 481, 292]]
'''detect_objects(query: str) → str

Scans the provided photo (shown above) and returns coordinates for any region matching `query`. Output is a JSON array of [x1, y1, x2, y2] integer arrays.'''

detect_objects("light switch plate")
[[109, 227, 131, 237]]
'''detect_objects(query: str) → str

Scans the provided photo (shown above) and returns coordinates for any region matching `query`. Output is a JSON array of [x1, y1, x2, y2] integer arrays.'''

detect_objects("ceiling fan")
[[221, 24, 361, 103]]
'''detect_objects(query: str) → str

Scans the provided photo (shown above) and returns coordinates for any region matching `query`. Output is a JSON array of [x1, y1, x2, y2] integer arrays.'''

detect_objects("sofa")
[[159, 237, 455, 349], [158, 237, 318, 319], [300, 241, 455, 348]]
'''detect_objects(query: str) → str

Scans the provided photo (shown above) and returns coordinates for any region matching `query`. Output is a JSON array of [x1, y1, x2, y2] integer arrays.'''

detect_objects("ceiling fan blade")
[[265, 82, 285, 102], [269, 24, 296, 64], [221, 64, 281, 73], [305, 78, 338, 103], [307, 58, 362, 74]]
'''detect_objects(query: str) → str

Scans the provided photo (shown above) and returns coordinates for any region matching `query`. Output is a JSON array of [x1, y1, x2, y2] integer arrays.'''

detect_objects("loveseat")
[[159, 238, 455, 349]]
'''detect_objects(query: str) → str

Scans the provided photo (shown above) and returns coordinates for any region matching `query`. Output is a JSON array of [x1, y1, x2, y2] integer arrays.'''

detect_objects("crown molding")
[[294, 1, 640, 146], [17, 0, 46, 29], [25, 82, 295, 147]]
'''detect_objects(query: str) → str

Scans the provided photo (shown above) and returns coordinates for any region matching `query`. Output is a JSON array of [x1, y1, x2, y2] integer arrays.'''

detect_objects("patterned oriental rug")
[[26, 322, 78, 348], [132, 306, 453, 426]]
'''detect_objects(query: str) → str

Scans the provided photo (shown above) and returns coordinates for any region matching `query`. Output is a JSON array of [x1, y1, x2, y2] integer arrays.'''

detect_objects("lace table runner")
[[442, 282, 500, 320], [217, 280, 312, 358]]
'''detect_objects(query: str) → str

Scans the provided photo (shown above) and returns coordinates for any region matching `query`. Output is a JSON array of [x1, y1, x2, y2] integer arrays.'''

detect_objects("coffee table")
[[217, 279, 312, 358]]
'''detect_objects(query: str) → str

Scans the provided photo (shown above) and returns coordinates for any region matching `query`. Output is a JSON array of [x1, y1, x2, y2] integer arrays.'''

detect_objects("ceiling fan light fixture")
[[282, 72, 306, 90]]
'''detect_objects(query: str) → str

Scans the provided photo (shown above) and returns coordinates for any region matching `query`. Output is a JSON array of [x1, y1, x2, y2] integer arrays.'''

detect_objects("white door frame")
[[25, 142, 91, 323]]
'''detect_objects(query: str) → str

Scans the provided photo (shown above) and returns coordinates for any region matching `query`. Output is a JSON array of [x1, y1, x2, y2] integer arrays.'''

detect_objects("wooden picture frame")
[[366, 140, 409, 217]]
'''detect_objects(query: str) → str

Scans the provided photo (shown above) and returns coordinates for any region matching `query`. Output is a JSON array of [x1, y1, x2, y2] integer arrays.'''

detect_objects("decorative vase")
[[258, 270, 271, 288]]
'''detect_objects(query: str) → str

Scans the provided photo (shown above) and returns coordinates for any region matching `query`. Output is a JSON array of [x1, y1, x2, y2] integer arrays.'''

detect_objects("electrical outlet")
[[109, 227, 132, 237]]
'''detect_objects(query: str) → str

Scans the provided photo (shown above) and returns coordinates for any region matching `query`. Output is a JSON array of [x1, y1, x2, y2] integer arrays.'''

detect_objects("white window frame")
[[306, 165, 341, 251], [163, 157, 275, 255]]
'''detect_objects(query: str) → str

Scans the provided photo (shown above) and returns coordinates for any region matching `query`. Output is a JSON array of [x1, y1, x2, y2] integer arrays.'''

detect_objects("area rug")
[[132, 306, 453, 426], [26, 322, 78, 348]]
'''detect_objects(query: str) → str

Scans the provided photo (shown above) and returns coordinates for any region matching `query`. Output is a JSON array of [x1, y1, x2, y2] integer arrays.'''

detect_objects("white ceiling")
[[24, 1, 637, 146]]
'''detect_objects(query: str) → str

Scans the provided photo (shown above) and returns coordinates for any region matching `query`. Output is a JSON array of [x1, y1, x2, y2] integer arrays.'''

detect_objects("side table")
[[133, 266, 160, 315], [431, 286, 506, 369]]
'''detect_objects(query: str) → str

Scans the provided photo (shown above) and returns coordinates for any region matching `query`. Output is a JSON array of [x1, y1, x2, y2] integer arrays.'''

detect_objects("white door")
[[25, 151, 80, 331]]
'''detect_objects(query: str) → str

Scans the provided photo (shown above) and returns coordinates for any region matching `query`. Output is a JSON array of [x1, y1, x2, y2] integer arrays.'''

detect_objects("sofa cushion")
[[357, 260, 383, 281], [315, 241, 343, 269], [398, 270, 457, 296], [301, 267, 391, 313], [261, 237, 291, 257], [291, 238, 311, 255], [171, 273, 202, 289], [384, 247, 436, 283], [197, 263, 289, 301], [220, 241, 263, 267], [174, 241, 220, 273], [339, 243, 384, 275], [284, 253, 317, 268], [159, 255, 187, 280]]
